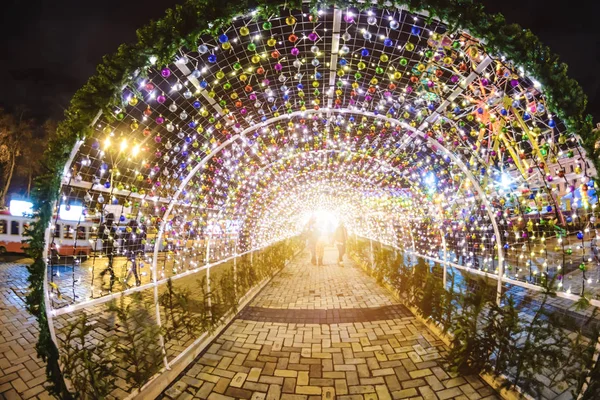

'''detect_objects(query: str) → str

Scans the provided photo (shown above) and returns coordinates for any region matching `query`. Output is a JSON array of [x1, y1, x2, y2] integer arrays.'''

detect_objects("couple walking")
[[306, 217, 348, 266]]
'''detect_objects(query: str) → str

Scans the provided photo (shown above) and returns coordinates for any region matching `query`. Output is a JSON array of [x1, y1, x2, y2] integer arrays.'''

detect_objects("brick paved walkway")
[[0, 259, 53, 400], [160, 247, 499, 400]]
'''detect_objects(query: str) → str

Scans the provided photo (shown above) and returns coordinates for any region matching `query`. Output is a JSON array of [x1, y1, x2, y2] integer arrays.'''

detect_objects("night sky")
[[1, 0, 599, 122]]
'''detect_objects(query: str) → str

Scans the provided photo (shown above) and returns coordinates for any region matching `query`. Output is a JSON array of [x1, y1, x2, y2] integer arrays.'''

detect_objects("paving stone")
[[391, 388, 418, 399], [437, 387, 463, 400], [225, 387, 253, 399], [207, 393, 235, 400], [418, 385, 437, 400], [176, 392, 193, 400], [283, 377, 297, 393], [376, 384, 393, 400], [196, 382, 216, 399], [322, 386, 335, 399], [213, 377, 231, 393], [266, 384, 281, 400], [243, 381, 270, 392], [424, 375, 444, 391]]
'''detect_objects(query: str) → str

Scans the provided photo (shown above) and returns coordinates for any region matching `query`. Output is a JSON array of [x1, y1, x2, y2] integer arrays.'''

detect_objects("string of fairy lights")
[[47, 4, 600, 314]]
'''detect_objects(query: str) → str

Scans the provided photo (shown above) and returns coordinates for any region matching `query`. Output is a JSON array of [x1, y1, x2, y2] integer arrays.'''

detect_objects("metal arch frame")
[[156, 107, 505, 302]]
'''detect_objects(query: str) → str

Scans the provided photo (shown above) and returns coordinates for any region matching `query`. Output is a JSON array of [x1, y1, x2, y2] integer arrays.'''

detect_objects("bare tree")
[[16, 119, 56, 197], [0, 107, 33, 206]]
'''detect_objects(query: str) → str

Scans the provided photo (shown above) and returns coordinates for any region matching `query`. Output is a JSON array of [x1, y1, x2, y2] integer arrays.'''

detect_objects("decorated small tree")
[[107, 293, 163, 390], [60, 313, 116, 399]]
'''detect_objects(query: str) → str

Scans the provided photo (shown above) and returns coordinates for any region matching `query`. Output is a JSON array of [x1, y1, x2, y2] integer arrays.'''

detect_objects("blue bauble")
[[361, 49, 369, 57], [218, 34, 228, 43], [208, 54, 217, 63], [411, 26, 421, 35]]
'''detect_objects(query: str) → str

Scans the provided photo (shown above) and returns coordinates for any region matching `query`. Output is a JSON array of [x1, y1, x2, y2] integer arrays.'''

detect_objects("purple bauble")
[[291, 47, 300, 56], [274, 63, 283, 71], [344, 14, 354, 23], [308, 32, 318, 41], [155, 135, 162, 143], [450, 75, 459, 83], [161, 68, 171, 78], [156, 116, 165, 124], [157, 95, 166, 104]]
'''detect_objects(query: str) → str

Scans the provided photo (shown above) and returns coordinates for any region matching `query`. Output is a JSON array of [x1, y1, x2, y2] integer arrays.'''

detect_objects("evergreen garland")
[[24, 0, 596, 396]]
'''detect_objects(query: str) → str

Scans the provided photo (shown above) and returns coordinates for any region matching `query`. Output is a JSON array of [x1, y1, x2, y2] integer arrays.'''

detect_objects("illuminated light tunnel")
[[31, 0, 600, 398]]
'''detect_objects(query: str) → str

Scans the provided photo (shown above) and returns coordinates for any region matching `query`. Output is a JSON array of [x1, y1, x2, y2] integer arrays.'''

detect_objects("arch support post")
[[369, 237, 374, 270], [441, 229, 448, 288], [496, 243, 505, 305], [205, 238, 212, 315], [233, 240, 238, 300]]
